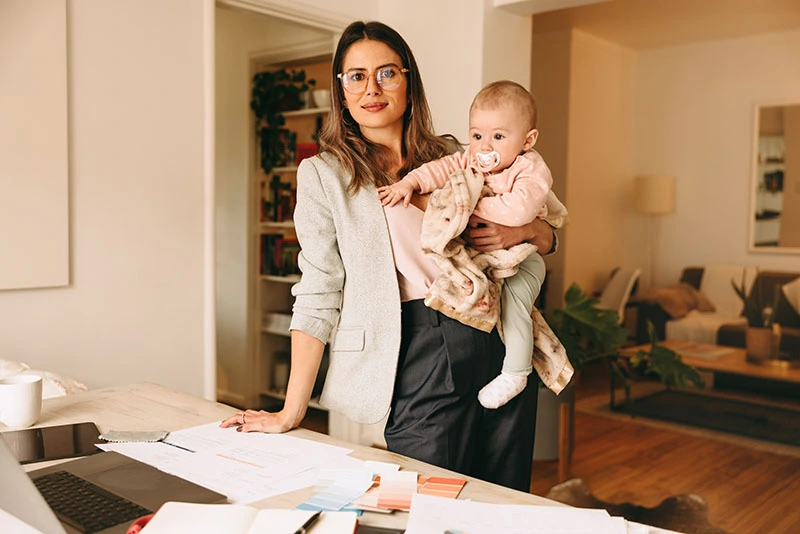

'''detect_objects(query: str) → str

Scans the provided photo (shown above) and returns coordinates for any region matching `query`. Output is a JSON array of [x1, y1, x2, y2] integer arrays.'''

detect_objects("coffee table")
[[610, 341, 800, 444], [619, 339, 800, 387]]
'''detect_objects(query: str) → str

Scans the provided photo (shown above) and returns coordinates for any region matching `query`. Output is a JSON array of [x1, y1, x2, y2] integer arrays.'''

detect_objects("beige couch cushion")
[[665, 265, 756, 343]]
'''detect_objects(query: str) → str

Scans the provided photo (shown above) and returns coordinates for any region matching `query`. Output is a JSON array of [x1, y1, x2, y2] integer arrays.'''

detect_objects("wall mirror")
[[749, 102, 800, 253]]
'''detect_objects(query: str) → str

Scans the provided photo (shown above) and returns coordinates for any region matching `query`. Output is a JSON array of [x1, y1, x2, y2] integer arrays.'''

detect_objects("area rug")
[[546, 478, 729, 534], [617, 390, 800, 447], [575, 392, 800, 458]]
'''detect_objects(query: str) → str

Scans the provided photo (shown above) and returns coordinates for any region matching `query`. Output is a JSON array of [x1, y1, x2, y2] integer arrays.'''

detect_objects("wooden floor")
[[530, 361, 800, 534]]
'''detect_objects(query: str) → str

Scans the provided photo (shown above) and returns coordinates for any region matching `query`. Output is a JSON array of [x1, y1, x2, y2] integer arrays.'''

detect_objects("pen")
[[161, 440, 195, 453], [294, 510, 322, 534]]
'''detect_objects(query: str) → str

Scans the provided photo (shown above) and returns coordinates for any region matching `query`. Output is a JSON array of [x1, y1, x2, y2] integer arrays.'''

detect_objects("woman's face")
[[339, 39, 408, 145]]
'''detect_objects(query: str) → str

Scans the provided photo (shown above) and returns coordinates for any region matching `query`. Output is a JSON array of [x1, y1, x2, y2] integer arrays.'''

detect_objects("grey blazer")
[[289, 153, 402, 424]]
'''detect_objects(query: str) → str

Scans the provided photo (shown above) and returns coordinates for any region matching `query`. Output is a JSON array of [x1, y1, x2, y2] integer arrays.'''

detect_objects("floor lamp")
[[634, 175, 676, 290]]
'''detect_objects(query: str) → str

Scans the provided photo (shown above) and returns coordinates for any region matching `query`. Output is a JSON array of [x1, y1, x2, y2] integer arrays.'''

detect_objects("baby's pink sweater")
[[405, 149, 552, 227]]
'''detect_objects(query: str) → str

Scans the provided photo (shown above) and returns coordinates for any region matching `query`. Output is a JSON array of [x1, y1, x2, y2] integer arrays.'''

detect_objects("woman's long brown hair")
[[317, 21, 454, 192]]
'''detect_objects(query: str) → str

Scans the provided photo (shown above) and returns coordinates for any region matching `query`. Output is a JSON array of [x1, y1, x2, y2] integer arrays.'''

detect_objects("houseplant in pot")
[[549, 283, 703, 399], [250, 67, 315, 174], [732, 270, 782, 363], [534, 283, 704, 460]]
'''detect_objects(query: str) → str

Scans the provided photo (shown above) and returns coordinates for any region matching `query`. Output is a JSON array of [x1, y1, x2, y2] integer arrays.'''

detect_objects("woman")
[[221, 21, 555, 491]]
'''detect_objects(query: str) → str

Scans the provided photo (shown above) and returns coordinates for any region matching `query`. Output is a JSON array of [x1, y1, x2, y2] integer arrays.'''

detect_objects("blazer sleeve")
[[289, 157, 345, 344]]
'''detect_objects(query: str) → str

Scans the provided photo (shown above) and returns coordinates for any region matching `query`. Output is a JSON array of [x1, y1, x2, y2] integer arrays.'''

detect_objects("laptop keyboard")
[[33, 470, 152, 533]]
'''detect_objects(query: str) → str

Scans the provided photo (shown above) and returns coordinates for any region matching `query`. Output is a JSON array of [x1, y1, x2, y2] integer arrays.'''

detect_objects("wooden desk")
[[31, 382, 559, 530]]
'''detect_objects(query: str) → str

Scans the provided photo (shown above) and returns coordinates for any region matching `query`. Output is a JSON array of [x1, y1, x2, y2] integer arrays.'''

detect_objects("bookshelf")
[[252, 59, 331, 411]]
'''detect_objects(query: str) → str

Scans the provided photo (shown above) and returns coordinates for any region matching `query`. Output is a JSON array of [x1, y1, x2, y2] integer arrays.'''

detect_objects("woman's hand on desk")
[[219, 408, 296, 433], [220, 331, 321, 434]]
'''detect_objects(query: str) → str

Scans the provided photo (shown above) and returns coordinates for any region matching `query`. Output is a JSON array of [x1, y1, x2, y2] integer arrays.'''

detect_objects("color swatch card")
[[376, 470, 419, 511], [417, 477, 466, 499], [351, 473, 467, 512], [297, 468, 374, 511]]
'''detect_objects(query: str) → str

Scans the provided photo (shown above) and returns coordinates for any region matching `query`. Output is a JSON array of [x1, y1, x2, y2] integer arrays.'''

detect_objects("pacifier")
[[475, 151, 501, 172]]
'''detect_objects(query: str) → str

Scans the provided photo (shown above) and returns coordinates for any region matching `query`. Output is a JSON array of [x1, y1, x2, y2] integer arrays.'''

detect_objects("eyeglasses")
[[337, 66, 409, 94]]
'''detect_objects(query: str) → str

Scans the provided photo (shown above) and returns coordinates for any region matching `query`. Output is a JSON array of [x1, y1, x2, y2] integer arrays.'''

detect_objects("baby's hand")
[[377, 181, 415, 207]]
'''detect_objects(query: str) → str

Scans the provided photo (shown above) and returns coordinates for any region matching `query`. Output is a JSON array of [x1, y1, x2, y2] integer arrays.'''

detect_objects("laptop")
[[0, 436, 227, 534]]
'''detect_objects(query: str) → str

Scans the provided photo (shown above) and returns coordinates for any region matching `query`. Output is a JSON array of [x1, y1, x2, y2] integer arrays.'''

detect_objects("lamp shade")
[[634, 175, 676, 215]]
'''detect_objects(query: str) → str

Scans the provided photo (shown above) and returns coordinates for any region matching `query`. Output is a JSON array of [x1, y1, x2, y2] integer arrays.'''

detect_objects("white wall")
[[634, 29, 800, 286], [531, 29, 571, 309], [566, 30, 636, 295], [482, 0, 533, 90], [0, 0, 212, 396], [531, 29, 636, 303], [379, 1, 482, 140]]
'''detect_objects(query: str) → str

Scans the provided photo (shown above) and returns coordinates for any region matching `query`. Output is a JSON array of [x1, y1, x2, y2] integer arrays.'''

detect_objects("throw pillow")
[[645, 283, 716, 319], [694, 287, 716, 313]]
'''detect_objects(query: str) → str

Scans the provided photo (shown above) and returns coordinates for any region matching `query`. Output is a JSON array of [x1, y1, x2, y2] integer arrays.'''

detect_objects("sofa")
[[636, 265, 800, 355]]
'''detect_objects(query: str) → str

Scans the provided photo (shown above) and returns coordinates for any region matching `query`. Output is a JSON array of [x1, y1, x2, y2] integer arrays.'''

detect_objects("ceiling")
[[528, 0, 800, 50]]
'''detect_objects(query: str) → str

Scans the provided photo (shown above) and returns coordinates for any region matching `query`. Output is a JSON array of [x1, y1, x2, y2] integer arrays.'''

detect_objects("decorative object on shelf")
[[251, 67, 315, 174], [296, 142, 319, 165], [731, 269, 784, 364], [310, 88, 330, 108]]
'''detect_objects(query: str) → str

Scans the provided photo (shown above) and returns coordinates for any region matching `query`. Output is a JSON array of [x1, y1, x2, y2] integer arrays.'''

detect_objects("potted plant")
[[533, 283, 703, 460], [548, 283, 704, 405], [731, 270, 782, 362], [251, 68, 315, 174]]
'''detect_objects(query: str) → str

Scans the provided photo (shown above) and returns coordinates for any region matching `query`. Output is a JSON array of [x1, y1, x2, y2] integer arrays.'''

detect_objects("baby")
[[378, 80, 567, 409]]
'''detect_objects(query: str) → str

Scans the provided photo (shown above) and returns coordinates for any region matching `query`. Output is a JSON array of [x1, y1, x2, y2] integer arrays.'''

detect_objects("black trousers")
[[384, 299, 538, 492]]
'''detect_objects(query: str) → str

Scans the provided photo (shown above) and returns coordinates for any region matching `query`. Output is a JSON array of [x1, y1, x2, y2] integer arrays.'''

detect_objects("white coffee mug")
[[0, 374, 43, 428]]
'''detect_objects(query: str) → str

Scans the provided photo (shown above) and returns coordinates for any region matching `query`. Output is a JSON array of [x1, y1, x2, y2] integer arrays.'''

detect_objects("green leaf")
[[546, 285, 704, 407], [551, 283, 628, 371]]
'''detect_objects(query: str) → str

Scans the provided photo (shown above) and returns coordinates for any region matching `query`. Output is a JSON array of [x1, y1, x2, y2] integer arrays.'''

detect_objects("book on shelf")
[[139, 502, 357, 533], [278, 238, 300, 276], [261, 175, 297, 223], [260, 235, 301, 277], [260, 233, 282, 276]]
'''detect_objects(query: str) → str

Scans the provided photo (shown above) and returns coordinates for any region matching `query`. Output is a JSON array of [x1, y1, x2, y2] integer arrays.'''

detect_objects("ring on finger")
[[242, 412, 246, 424]]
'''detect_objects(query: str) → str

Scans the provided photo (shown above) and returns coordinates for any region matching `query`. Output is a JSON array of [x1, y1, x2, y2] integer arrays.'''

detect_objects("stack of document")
[[405, 494, 682, 534], [98, 422, 360, 504], [140, 503, 357, 533]]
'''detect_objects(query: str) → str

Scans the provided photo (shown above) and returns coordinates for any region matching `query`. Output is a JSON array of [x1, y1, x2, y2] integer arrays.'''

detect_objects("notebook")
[[0, 435, 227, 534]]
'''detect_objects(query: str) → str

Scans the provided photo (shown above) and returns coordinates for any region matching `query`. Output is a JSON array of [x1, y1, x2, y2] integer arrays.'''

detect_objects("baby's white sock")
[[478, 372, 527, 409]]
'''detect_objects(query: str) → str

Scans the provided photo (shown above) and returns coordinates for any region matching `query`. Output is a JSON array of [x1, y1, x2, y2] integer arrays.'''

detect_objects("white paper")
[[98, 422, 354, 504], [405, 494, 626, 534], [140, 502, 358, 534]]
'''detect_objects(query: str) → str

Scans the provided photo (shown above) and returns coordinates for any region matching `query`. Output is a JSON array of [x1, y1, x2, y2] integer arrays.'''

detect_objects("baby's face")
[[468, 104, 537, 172]]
